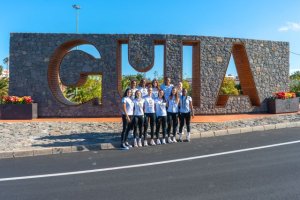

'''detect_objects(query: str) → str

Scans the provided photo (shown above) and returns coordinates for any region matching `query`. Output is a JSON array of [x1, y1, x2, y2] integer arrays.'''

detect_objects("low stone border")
[[1, 121, 300, 159]]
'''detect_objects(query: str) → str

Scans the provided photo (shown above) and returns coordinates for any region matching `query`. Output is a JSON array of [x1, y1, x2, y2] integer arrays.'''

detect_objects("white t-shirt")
[[179, 95, 192, 113], [152, 88, 159, 99], [144, 95, 155, 113], [167, 96, 179, 113], [137, 86, 148, 98], [160, 84, 174, 99], [133, 98, 145, 116], [155, 98, 167, 117], [122, 97, 134, 115], [177, 88, 182, 97]]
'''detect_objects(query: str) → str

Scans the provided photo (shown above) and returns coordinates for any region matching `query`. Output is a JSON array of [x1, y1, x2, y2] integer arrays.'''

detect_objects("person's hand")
[[191, 113, 195, 119], [126, 116, 131, 122]]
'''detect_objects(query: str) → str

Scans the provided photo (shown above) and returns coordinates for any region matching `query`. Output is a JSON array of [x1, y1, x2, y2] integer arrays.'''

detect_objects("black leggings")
[[144, 113, 155, 139], [133, 115, 144, 138], [167, 112, 178, 137], [179, 112, 191, 133], [121, 115, 133, 144], [156, 116, 167, 138]]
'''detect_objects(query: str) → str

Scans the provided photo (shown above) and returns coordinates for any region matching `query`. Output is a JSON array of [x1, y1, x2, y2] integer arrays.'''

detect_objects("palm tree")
[[0, 65, 9, 98]]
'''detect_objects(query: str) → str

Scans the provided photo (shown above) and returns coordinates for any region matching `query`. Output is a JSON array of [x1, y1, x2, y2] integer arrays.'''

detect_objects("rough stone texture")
[[9, 33, 289, 117]]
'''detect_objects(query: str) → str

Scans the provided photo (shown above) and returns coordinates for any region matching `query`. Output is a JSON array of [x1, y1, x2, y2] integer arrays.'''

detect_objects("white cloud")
[[278, 22, 300, 32]]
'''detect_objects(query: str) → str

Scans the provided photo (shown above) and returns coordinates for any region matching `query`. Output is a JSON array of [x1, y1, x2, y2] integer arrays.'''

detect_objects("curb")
[[1, 121, 300, 159]]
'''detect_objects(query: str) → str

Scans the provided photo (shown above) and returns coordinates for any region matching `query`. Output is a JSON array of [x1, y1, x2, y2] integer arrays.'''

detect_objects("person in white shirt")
[[143, 87, 156, 146], [137, 78, 148, 98], [151, 79, 160, 99], [133, 90, 145, 147], [155, 89, 167, 144], [179, 88, 194, 142], [160, 77, 174, 99], [175, 81, 183, 135], [167, 87, 180, 143], [120, 88, 134, 149], [129, 80, 138, 100], [127, 80, 138, 137], [176, 81, 183, 96]]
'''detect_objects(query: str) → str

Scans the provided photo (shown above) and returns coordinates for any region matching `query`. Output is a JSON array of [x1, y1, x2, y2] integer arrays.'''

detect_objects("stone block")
[[200, 131, 215, 138], [190, 132, 201, 139], [227, 128, 241, 135], [33, 148, 53, 156], [0, 151, 14, 159], [286, 122, 297, 128], [71, 145, 89, 152], [240, 127, 253, 133], [214, 130, 228, 136], [252, 126, 265, 132], [13, 150, 34, 158], [275, 123, 287, 129], [264, 124, 276, 130], [53, 146, 72, 154]]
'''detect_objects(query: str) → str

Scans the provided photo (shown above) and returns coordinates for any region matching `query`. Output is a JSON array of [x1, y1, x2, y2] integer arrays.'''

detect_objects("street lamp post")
[[72, 4, 80, 34], [72, 4, 80, 96]]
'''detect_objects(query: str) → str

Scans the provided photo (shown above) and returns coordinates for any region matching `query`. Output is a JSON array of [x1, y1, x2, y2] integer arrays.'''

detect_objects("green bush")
[[64, 75, 102, 104], [219, 77, 240, 95]]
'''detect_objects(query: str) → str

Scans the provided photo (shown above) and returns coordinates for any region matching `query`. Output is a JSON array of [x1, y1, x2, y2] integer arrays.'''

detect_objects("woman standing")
[[167, 87, 180, 143], [144, 87, 156, 146], [176, 81, 183, 96], [120, 88, 134, 149], [179, 88, 194, 142], [155, 90, 167, 144], [152, 79, 160, 99], [138, 78, 148, 98], [133, 90, 145, 147]]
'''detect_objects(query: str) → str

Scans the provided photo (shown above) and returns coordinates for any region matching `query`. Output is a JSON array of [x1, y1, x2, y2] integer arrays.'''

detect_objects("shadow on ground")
[[31, 132, 122, 150]]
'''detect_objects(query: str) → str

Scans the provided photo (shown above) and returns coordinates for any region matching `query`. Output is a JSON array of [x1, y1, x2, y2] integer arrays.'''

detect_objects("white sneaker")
[[125, 142, 132, 148], [128, 130, 134, 139], [172, 136, 177, 143], [138, 138, 143, 147], [186, 132, 191, 142], [156, 138, 161, 145], [162, 138, 166, 144], [144, 139, 148, 147], [167, 137, 173, 143], [134, 138, 138, 147], [178, 133, 183, 142], [150, 139, 156, 146]]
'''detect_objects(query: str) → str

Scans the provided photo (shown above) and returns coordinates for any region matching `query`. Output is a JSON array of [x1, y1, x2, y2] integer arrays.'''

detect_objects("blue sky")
[[0, 0, 299, 79]]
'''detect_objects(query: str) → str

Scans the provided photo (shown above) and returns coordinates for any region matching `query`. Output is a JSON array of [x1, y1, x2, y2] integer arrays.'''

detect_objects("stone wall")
[[9, 33, 289, 117]]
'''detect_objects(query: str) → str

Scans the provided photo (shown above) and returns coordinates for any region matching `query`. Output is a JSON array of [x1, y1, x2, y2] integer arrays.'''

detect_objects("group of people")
[[120, 77, 194, 150]]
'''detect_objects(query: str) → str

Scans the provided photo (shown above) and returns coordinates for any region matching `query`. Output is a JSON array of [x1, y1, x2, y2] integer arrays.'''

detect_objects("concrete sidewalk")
[[1, 112, 298, 123]]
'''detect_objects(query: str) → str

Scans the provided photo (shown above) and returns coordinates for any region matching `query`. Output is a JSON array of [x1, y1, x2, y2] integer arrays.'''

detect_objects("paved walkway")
[[1, 112, 298, 123]]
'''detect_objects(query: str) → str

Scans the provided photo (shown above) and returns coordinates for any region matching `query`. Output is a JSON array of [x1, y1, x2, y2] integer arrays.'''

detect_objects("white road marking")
[[1, 139, 300, 182]]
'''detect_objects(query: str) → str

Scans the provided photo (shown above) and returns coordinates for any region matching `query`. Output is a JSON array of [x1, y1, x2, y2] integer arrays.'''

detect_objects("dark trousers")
[[167, 112, 178, 137], [179, 112, 191, 133], [156, 116, 167, 138], [144, 113, 156, 139], [133, 115, 144, 138], [121, 115, 133, 144]]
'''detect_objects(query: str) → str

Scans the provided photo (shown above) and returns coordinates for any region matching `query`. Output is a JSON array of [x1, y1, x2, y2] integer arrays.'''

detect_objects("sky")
[[0, 0, 300, 79]]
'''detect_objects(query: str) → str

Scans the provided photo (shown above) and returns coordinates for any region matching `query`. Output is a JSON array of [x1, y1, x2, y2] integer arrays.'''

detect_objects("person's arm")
[[189, 98, 194, 118], [122, 101, 130, 122]]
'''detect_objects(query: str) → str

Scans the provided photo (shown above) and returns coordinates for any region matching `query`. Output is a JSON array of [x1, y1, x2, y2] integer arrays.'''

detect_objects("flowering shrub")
[[272, 92, 296, 100], [0, 96, 33, 104]]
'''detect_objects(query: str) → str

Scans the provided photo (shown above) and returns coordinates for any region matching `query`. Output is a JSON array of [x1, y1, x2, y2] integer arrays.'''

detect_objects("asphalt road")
[[0, 127, 300, 200]]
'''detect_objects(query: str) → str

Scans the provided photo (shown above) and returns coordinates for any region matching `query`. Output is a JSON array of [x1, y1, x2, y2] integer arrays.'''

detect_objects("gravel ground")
[[0, 113, 300, 151]]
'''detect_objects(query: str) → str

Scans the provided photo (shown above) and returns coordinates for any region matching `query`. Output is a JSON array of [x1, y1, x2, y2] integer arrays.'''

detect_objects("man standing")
[[160, 77, 174, 99]]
